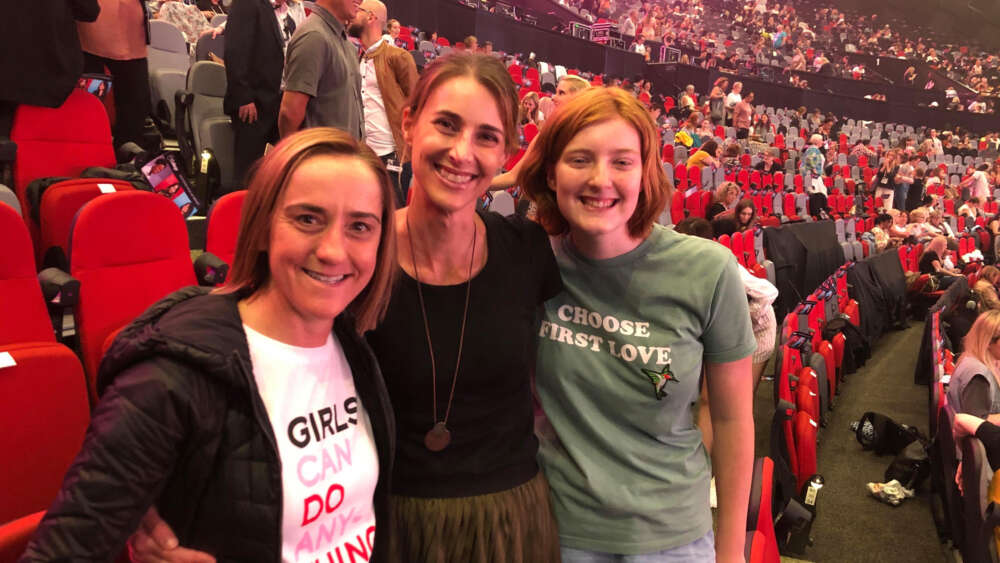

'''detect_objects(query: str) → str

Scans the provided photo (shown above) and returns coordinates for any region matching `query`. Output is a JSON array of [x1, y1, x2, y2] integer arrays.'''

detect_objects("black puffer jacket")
[[20, 287, 395, 562]]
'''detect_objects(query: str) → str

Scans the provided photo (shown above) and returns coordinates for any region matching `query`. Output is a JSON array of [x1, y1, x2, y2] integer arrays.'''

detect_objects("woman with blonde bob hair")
[[949, 310, 1000, 422], [519, 87, 757, 562], [23, 128, 399, 561], [706, 180, 740, 221]]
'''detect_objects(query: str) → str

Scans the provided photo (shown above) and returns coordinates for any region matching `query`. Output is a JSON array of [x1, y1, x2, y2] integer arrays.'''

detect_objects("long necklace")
[[406, 213, 476, 452]]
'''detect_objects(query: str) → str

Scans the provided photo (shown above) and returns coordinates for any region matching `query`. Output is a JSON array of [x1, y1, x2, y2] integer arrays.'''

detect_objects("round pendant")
[[424, 422, 451, 452]]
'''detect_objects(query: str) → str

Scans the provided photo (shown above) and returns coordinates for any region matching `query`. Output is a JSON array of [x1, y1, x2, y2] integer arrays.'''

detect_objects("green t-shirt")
[[535, 225, 757, 555]]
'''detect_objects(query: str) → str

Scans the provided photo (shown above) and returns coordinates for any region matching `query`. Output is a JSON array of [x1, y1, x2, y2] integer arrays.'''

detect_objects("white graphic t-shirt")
[[244, 325, 379, 563]]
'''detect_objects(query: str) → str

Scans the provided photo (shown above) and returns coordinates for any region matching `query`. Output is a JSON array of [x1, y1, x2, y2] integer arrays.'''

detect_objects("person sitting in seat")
[[920, 235, 963, 289], [949, 310, 1000, 419], [888, 209, 910, 245], [686, 139, 720, 170], [958, 197, 982, 218], [734, 198, 757, 232], [975, 266, 1000, 312], [907, 208, 935, 241], [870, 212, 893, 252], [706, 180, 740, 221]]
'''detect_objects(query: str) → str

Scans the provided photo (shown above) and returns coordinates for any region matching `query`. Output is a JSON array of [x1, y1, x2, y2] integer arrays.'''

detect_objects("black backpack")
[[853, 411, 926, 456]]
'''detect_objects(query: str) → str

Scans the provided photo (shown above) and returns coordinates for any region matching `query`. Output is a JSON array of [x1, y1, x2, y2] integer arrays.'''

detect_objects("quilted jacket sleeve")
[[19, 358, 200, 562]]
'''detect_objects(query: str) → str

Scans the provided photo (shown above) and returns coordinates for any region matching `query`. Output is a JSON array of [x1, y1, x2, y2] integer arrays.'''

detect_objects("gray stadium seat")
[[148, 20, 191, 130], [177, 62, 236, 195], [0, 184, 21, 216]]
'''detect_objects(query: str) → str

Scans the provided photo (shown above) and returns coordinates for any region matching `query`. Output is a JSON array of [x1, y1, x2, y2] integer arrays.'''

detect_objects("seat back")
[[0, 511, 46, 562], [70, 191, 196, 400], [0, 342, 89, 523], [0, 203, 53, 345], [39, 179, 136, 267], [205, 190, 247, 274], [188, 61, 236, 191], [745, 457, 780, 563], [195, 31, 225, 62], [11, 89, 115, 214], [488, 190, 515, 216], [960, 437, 994, 563], [0, 185, 21, 216], [793, 410, 818, 490], [938, 404, 965, 550], [148, 20, 191, 125]]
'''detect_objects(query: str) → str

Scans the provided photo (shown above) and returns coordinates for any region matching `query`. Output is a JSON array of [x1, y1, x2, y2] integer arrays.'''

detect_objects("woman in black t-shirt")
[[366, 53, 563, 562], [919, 235, 962, 289], [706, 181, 740, 221], [872, 150, 900, 210]]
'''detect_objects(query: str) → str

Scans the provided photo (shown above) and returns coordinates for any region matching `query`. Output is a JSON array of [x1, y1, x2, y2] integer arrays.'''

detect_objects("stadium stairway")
[[754, 322, 946, 562]]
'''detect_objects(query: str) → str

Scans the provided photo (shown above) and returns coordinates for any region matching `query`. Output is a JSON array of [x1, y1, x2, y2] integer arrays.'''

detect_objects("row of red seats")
[[771, 264, 857, 557], [0, 189, 246, 557]]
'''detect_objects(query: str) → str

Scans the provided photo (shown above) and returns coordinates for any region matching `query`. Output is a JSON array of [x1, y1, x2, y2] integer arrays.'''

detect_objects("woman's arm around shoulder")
[[20, 359, 213, 561]]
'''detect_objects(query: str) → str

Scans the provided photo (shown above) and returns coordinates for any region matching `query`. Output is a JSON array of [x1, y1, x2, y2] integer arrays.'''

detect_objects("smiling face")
[[550, 118, 644, 257], [259, 155, 383, 335], [403, 76, 508, 214]]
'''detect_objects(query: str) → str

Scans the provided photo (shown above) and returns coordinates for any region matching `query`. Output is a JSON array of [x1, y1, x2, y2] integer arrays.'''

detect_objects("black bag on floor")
[[884, 440, 931, 490], [853, 411, 926, 456]]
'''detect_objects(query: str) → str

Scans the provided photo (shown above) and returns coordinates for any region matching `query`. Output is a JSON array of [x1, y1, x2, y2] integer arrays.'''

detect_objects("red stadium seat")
[[661, 144, 674, 165], [817, 340, 836, 398], [10, 89, 116, 245], [731, 231, 748, 267], [717, 234, 732, 251], [795, 367, 820, 421], [745, 457, 780, 563], [70, 191, 197, 401], [671, 190, 684, 222], [0, 511, 45, 562], [674, 163, 688, 190], [435, 37, 450, 46], [0, 203, 53, 345], [0, 341, 89, 524], [688, 165, 701, 190], [793, 411, 818, 490], [39, 179, 136, 267], [205, 190, 247, 280]]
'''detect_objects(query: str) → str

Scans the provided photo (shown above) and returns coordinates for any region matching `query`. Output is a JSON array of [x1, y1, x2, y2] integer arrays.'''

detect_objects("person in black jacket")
[[0, 0, 100, 134], [20, 128, 398, 562], [224, 0, 289, 187]]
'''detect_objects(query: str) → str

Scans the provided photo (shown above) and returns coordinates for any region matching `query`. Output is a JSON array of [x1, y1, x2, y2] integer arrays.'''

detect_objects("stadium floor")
[[753, 322, 948, 562]]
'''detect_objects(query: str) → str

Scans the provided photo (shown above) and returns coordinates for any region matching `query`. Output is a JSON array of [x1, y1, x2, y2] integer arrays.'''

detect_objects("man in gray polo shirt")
[[278, 0, 363, 139]]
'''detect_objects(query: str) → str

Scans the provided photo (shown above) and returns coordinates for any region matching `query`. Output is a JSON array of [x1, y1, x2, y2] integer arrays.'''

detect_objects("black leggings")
[[82, 53, 151, 147]]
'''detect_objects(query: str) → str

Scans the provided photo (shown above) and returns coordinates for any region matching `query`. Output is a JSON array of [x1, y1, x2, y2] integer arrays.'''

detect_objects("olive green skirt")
[[388, 471, 561, 563]]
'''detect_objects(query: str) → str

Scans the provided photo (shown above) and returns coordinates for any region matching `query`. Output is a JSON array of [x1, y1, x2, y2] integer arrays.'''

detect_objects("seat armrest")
[[0, 137, 16, 163], [38, 267, 80, 308], [194, 251, 229, 286]]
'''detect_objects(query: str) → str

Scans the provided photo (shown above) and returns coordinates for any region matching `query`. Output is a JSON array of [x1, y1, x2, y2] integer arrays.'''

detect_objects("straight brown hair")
[[406, 52, 520, 153], [517, 87, 671, 238], [216, 128, 397, 334]]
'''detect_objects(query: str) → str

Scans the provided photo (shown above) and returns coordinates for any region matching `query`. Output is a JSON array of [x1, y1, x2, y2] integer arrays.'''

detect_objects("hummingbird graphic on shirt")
[[641, 365, 677, 400]]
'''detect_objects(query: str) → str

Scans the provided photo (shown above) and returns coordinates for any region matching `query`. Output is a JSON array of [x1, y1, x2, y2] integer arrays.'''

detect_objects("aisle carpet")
[[752, 322, 948, 563]]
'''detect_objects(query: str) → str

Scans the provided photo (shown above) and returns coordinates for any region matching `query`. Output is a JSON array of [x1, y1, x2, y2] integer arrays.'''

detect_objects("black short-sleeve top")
[[367, 211, 562, 497]]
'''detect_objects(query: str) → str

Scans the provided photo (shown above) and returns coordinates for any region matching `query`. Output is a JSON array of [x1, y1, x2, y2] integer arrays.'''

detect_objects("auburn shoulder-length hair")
[[517, 87, 671, 238], [216, 128, 397, 334]]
